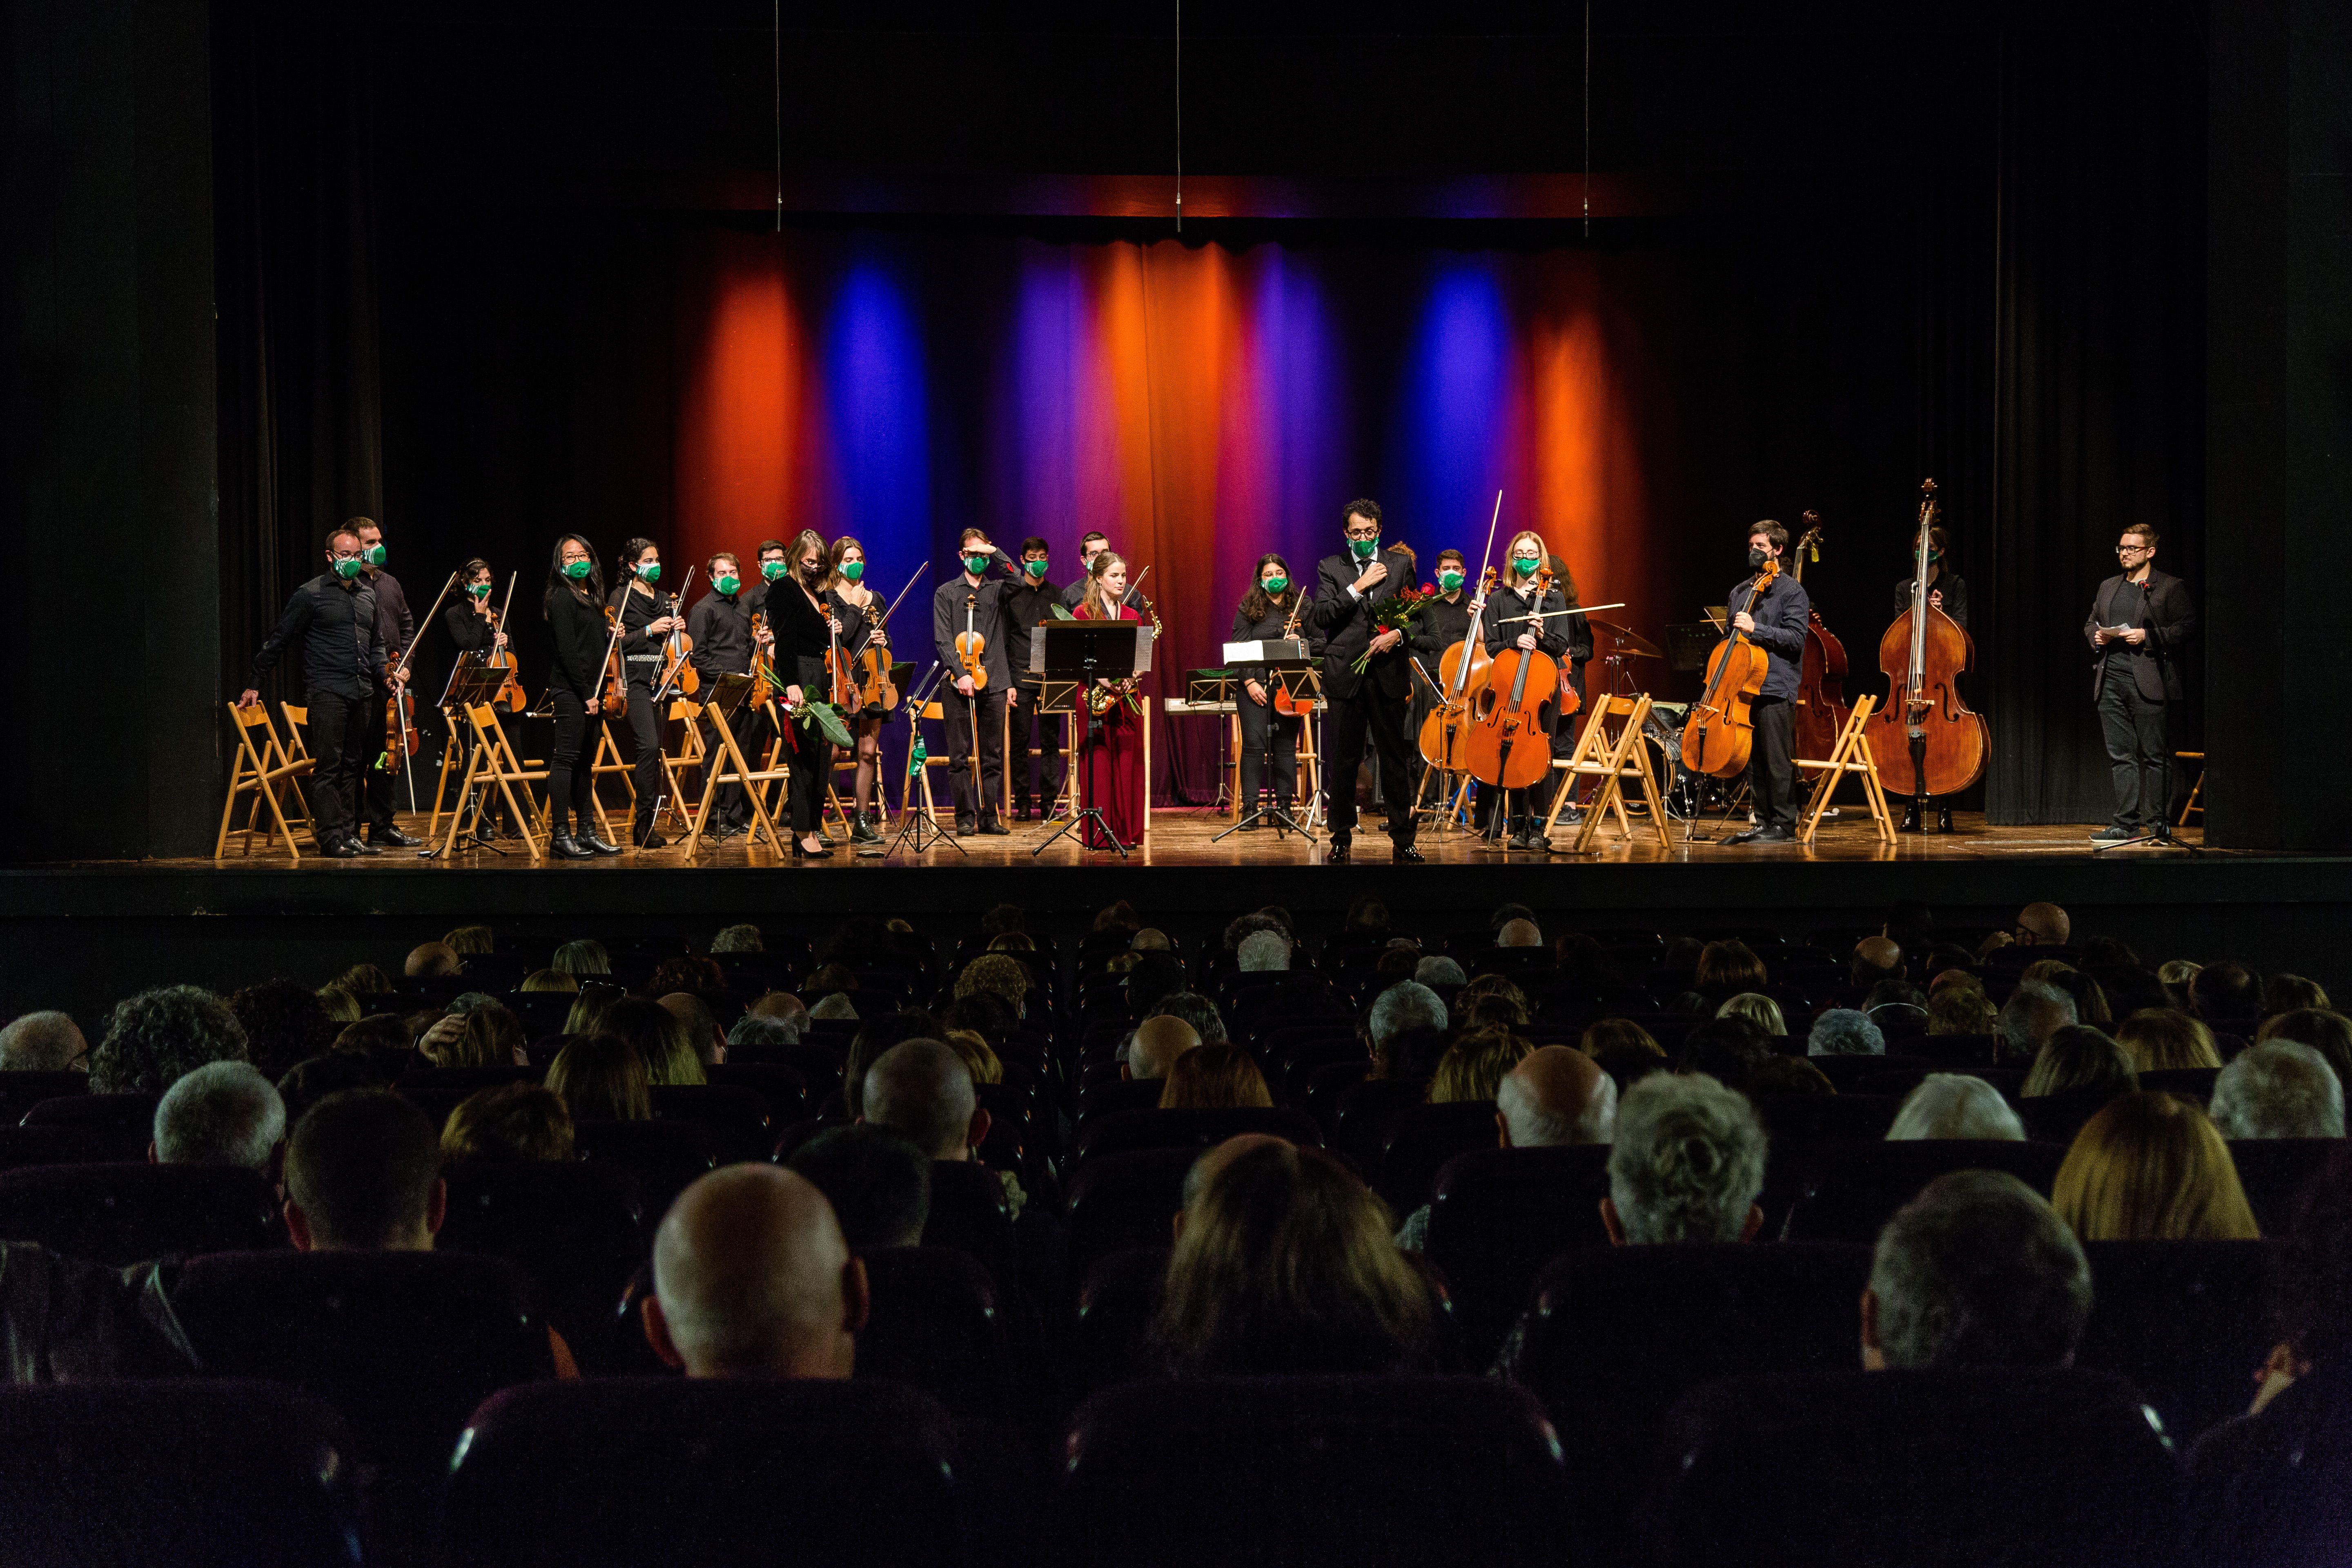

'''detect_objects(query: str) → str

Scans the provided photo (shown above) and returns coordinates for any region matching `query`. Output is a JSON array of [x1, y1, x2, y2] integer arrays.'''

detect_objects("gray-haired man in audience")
[[1396, 1046, 1617, 1250], [1809, 1008, 1885, 1058], [1863, 1169, 2091, 1369], [151, 1061, 285, 1172], [1603, 1073, 1767, 1245], [1235, 931, 1291, 973], [0, 1011, 87, 1073], [1997, 980, 2076, 1066], [2210, 1041, 2345, 1140]]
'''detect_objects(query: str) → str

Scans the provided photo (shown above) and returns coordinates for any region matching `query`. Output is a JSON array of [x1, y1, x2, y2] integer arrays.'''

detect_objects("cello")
[[1863, 478, 1987, 810], [1679, 555, 1779, 780], [1417, 566, 1497, 770], [1465, 566, 1563, 791], [1788, 512, 1852, 776]]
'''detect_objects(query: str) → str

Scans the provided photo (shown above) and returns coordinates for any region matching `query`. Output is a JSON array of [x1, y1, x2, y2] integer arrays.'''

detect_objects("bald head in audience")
[[404, 942, 461, 979], [1125, 1014, 1201, 1082], [861, 1038, 988, 1160], [645, 1165, 869, 1380], [0, 1011, 87, 1073], [2016, 902, 2070, 947], [750, 992, 807, 1031], [1853, 936, 1903, 990], [1497, 918, 1544, 949], [1495, 1045, 1617, 1147]]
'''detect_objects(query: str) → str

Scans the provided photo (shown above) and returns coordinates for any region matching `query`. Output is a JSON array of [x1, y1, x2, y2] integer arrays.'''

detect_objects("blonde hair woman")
[[2052, 1091, 2259, 1241], [1482, 530, 1579, 850], [2114, 1007, 2223, 1074]]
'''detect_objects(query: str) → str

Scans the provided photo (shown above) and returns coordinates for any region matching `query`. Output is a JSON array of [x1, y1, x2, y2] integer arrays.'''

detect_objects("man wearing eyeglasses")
[[2084, 526, 2196, 842]]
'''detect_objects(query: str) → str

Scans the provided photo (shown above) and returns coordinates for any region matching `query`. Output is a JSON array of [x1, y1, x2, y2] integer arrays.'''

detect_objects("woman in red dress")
[[1074, 552, 1145, 850]]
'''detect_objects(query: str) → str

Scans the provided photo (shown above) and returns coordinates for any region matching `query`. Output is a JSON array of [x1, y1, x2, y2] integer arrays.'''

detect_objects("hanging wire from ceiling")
[[1583, 0, 1592, 239], [1174, 0, 1183, 234], [773, 0, 784, 233]]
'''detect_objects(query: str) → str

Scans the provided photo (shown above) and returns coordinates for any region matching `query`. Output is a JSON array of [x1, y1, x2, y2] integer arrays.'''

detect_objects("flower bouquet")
[[1353, 583, 1437, 673], [761, 670, 855, 747]]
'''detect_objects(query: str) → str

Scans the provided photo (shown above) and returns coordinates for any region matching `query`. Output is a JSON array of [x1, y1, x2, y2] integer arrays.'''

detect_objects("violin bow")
[[1449, 493, 1505, 702], [391, 570, 459, 813]]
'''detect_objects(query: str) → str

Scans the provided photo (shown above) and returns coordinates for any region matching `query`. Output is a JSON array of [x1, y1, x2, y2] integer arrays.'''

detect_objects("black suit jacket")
[[2084, 569, 2195, 701], [1313, 548, 1413, 701]]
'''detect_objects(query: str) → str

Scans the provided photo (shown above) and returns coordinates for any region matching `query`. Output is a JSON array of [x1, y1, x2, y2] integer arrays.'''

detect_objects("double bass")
[[1680, 555, 1779, 779], [1465, 566, 1563, 791], [1864, 479, 1987, 802], [1788, 512, 1852, 776]]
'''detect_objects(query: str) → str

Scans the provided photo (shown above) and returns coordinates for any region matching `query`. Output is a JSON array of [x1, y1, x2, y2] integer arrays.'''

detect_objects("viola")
[[1680, 556, 1779, 780], [383, 643, 423, 757], [1465, 566, 1563, 790], [1417, 566, 1498, 769], [482, 602, 528, 714], [822, 588, 860, 710], [1864, 479, 1987, 800], [1788, 512, 1851, 774], [597, 606, 631, 718]]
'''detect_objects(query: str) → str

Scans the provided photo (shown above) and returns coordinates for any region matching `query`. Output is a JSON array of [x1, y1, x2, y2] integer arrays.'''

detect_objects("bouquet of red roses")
[[1353, 582, 1437, 673]]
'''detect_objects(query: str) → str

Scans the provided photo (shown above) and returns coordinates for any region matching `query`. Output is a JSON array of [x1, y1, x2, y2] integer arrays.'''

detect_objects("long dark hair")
[[543, 534, 603, 619], [1239, 554, 1296, 624], [618, 537, 659, 596]]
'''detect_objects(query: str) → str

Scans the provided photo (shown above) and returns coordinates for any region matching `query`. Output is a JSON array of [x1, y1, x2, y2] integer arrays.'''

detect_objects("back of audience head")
[[2114, 1006, 2221, 1074], [842, 1010, 942, 1118], [1864, 1170, 2090, 1370], [657, 992, 724, 1066], [1412, 955, 1466, 989], [1372, 944, 1421, 989], [987, 931, 1033, 953], [1716, 992, 1786, 1037], [953, 954, 1030, 1013], [1129, 927, 1173, 954], [2078, 935, 2137, 969], [1158, 1044, 1272, 1110], [1148, 990, 1228, 1047], [1496, 1045, 1616, 1147], [1091, 899, 1141, 936], [709, 922, 764, 954], [276, 1051, 390, 1127], [2261, 973, 2330, 1022], [1887, 1074, 2026, 1142], [786, 1125, 932, 1250], [442, 924, 494, 957], [91, 985, 248, 1095], [1154, 1138, 1431, 1376], [283, 1090, 445, 1252], [939, 1028, 1002, 1087], [2043, 967, 2113, 1029], [940, 990, 1015, 1047], [550, 940, 610, 977], [862, 1038, 984, 1161], [1341, 895, 1391, 936], [561, 985, 620, 1038], [1235, 929, 1291, 973], [805, 993, 858, 1024], [1428, 1029, 1534, 1105], [440, 1082, 575, 1165], [1998, 979, 2076, 1064], [1695, 940, 1768, 1003], [520, 969, 577, 993], [1579, 1017, 1662, 1060], [1883, 899, 1934, 958], [315, 983, 361, 1027], [2273, 1144, 2352, 1376], [727, 1013, 799, 1057], [1496, 917, 1542, 949], [598, 997, 705, 1087], [547, 1034, 651, 1122], [1126, 1014, 1201, 1082], [1748, 1055, 1835, 1098], [1676, 1016, 1773, 1088], [1368, 982, 1448, 1080], [225, 980, 339, 1082], [1851, 936, 1903, 993], [422, 1002, 526, 1071], [1552, 931, 1612, 985], [1809, 1007, 1884, 1058], [153, 1061, 284, 1170], [1124, 951, 1187, 1015], [648, 1165, 867, 1380], [2013, 901, 2071, 947], [2190, 960, 2263, 1023], [2053, 1091, 2260, 1241], [404, 941, 461, 979], [1926, 984, 1999, 1037], [0, 1010, 86, 1073], [2212, 1041, 2345, 1141], [334, 964, 395, 996], [1604, 1072, 1767, 1245], [647, 955, 724, 998], [2021, 1025, 2138, 1099]]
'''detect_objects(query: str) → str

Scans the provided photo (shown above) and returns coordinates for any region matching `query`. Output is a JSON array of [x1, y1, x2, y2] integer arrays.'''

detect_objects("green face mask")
[[841, 561, 865, 583], [1349, 538, 1379, 561], [715, 574, 740, 596], [761, 560, 787, 582], [1262, 575, 1289, 595], [962, 554, 991, 576], [364, 543, 386, 567], [468, 583, 491, 600], [1512, 555, 1540, 576], [1024, 557, 1049, 579], [1438, 570, 1464, 592], [564, 558, 592, 581], [332, 556, 365, 581], [637, 562, 660, 583]]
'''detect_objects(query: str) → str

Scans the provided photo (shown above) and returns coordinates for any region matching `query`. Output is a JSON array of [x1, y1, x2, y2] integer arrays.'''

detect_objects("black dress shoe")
[[1393, 843, 1425, 863], [367, 825, 423, 847], [321, 837, 364, 859], [850, 812, 882, 844], [1327, 835, 1352, 862], [955, 820, 977, 837], [791, 838, 833, 859], [345, 835, 382, 855], [582, 834, 624, 856], [1936, 806, 1955, 834], [633, 827, 669, 850], [1898, 803, 1922, 833], [977, 819, 1011, 837], [549, 834, 596, 860], [1726, 824, 1795, 845]]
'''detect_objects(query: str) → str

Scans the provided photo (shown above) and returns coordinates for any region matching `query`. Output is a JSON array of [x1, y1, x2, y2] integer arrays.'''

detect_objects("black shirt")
[[1229, 592, 1322, 690], [1411, 592, 1475, 670], [934, 569, 1017, 689], [687, 589, 754, 685], [545, 586, 609, 698], [1003, 574, 1064, 683], [607, 582, 668, 684], [364, 568, 413, 657], [760, 575, 835, 690], [444, 601, 497, 656], [251, 573, 386, 701], [1893, 570, 1969, 632]]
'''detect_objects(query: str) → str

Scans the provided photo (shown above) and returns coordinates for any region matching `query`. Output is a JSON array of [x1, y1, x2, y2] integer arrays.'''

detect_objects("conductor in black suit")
[[1313, 498, 1420, 862], [2084, 525, 2196, 842]]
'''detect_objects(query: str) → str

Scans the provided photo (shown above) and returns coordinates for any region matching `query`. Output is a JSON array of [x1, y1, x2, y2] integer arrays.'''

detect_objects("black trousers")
[[1010, 682, 1064, 816], [610, 677, 666, 828], [782, 710, 832, 835], [1239, 691, 1303, 809], [1746, 694, 1799, 829], [303, 693, 376, 844], [943, 685, 1007, 825], [1326, 686, 1414, 844], [2098, 678, 2171, 829], [699, 704, 768, 827], [364, 750, 400, 828], [544, 687, 599, 836]]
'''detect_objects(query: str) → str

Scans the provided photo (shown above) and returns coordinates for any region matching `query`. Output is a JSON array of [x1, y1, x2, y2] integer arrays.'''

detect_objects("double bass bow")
[[1863, 478, 1987, 808], [1680, 557, 1778, 780], [1465, 564, 1564, 791], [1787, 512, 1851, 776], [1416, 490, 1504, 767]]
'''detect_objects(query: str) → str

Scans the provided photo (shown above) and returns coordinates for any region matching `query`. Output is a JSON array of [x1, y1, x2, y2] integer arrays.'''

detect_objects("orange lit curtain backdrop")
[[672, 228, 1668, 800]]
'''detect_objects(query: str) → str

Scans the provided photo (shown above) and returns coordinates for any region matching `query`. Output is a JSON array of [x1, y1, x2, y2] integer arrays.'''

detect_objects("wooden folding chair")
[[277, 702, 313, 768], [216, 704, 313, 862], [1796, 693, 1895, 844], [2175, 750, 2205, 827], [437, 703, 549, 862], [590, 722, 637, 809], [659, 698, 708, 835], [1545, 694, 1674, 853], [681, 686, 790, 858]]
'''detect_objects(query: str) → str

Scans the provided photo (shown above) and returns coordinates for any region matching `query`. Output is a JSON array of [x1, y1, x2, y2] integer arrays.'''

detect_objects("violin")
[[1864, 479, 1987, 799], [598, 605, 629, 719], [1465, 566, 1562, 790], [656, 568, 698, 699], [1787, 513, 1851, 776], [747, 609, 775, 709], [482, 600, 528, 714], [956, 592, 989, 692], [1680, 555, 1779, 780], [383, 643, 423, 758], [820, 586, 860, 710], [1271, 584, 1314, 718], [1418, 566, 1498, 769], [853, 603, 898, 711]]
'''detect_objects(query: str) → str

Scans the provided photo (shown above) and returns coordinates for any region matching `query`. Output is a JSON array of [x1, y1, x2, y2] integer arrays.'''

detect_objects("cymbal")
[[1590, 618, 1663, 658]]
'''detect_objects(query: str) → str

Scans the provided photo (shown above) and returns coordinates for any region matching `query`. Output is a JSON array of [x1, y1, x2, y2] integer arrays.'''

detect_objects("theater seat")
[[20, 1094, 162, 1161], [921, 1159, 1024, 1307], [1421, 1145, 1612, 1365], [0, 1070, 91, 1127], [573, 1118, 716, 1223], [1072, 1105, 1319, 1163], [1061, 1376, 1570, 1566], [0, 1162, 285, 1264], [2076, 1238, 2271, 1441], [437, 1161, 647, 1369], [2018, 1085, 2130, 1145], [0, 1125, 100, 1169], [855, 1245, 1016, 1422], [1641, 1368, 2182, 1568], [441, 1377, 964, 1568], [2137, 1067, 2221, 1102], [1784, 1140, 2066, 1243], [1372, 1101, 1502, 1216], [649, 1083, 774, 1163], [1069, 1245, 1170, 1398], [1064, 1146, 1196, 1285], [2227, 1138, 2336, 1234], [2186, 1364, 2352, 1565], [0, 1380, 361, 1568], [1752, 1092, 1901, 1147]]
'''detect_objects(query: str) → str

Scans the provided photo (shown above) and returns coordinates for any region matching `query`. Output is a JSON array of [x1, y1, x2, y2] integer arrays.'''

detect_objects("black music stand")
[[1031, 621, 1150, 858], [888, 663, 966, 858], [1215, 647, 1321, 843]]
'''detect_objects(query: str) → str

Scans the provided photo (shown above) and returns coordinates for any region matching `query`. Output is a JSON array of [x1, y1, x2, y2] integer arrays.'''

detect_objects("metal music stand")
[[1031, 621, 1152, 858], [1213, 639, 1319, 842], [423, 658, 519, 858], [888, 663, 966, 858]]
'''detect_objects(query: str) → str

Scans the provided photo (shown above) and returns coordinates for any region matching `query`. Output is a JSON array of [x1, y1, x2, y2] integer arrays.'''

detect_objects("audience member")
[[282, 1090, 445, 1252], [2190, 960, 2264, 1025], [647, 955, 725, 997], [225, 980, 337, 1082], [1235, 931, 1291, 973], [333, 964, 396, 997], [2256, 1009, 2352, 1091], [1221, 911, 1284, 953], [2261, 973, 2330, 1022], [1579, 1017, 1662, 1059], [1368, 982, 1449, 1081], [1496, 918, 1542, 949], [645, 1165, 867, 1380], [862, 1039, 986, 1161], [151, 1061, 284, 1170], [1125, 1015, 1202, 1083], [1694, 941, 1768, 1006], [2158, 958, 2202, 1008], [2020, 1025, 2138, 1099], [727, 1014, 799, 1056], [658, 993, 725, 1066], [562, 988, 618, 1038], [2052, 1091, 2260, 1241], [2078, 935, 2138, 969], [1996, 979, 2076, 1065], [748, 991, 808, 1030], [2211, 1042, 2345, 1141], [1148, 991, 1228, 1047], [808, 993, 859, 1022], [1158, 1045, 1273, 1111], [953, 954, 1031, 1013], [519, 969, 578, 993], [1497, 1045, 1617, 1146], [1926, 984, 1999, 1036], [546, 1035, 652, 1122], [1428, 1029, 1534, 1104], [276, 1052, 390, 1127], [442, 925, 494, 957], [1808, 1007, 1884, 1058], [315, 984, 362, 1027], [550, 940, 610, 977], [841, 1010, 943, 1118], [709, 923, 764, 954], [440, 1082, 575, 1164], [1886, 1074, 2027, 1141], [419, 1002, 526, 1071], [1851, 936, 1903, 996], [1717, 992, 1786, 1037], [404, 942, 461, 979], [1748, 1055, 1835, 1098], [2014, 901, 2072, 948], [2114, 1006, 2223, 1074], [1862, 1170, 2091, 1369], [1413, 956, 1467, 989], [786, 1125, 932, 1250], [1603, 1073, 1767, 1245], [2043, 967, 2114, 1029], [598, 997, 705, 1087], [0, 1010, 86, 1072], [89, 985, 248, 1095], [1677, 1018, 1773, 1088]]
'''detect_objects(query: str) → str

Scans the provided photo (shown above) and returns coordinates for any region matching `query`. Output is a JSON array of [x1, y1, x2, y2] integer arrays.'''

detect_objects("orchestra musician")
[[1074, 551, 1147, 849], [1002, 535, 1066, 822], [1481, 533, 1581, 851], [1892, 524, 1969, 833], [931, 528, 1016, 836], [1230, 554, 1321, 826], [443, 557, 521, 838], [824, 536, 889, 847], [1061, 531, 1109, 611], [766, 530, 842, 859], [1313, 498, 1420, 863], [685, 551, 758, 837], [351, 517, 422, 847], [1724, 520, 1811, 846], [608, 538, 685, 849], [539, 534, 623, 859], [1544, 553, 1595, 826], [2085, 525, 2196, 843], [1406, 548, 1473, 797], [238, 525, 401, 860]]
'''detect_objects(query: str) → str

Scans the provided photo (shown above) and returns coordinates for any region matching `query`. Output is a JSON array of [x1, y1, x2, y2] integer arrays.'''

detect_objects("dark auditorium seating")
[[0, 1124, 99, 1169], [1069, 1245, 1170, 1398], [2138, 1067, 2221, 1102], [1784, 1140, 2065, 1243], [1911, 1031, 2003, 1068], [2186, 1365, 2352, 1565], [1753, 1092, 1901, 1146], [0, 1381, 361, 1568], [440, 1377, 965, 1568], [703, 1060, 809, 1121], [922, 1158, 1026, 1307], [0, 1070, 91, 1126], [0, 1161, 285, 1264], [503, 992, 579, 1037], [2018, 1085, 2131, 1145], [1063, 1146, 1196, 1285], [20, 1093, 162, 1161], [437, 1161, 647, 1368], [855, 1245, 1017, 1422], [1858, 1066, 2026, 1101], [649, 1083, 775, 1163], [2227, 1138, 2339, 1235], [1640, 1368, 2182, 1568], [572, 1118, 717, 1222], [1806, 1054, 1932, 1091], [1074, 1077, 1164, 1124], [1374, 1100, 1502, 1216], [1071, 1105, 1319, 1163], [2076, 1238, 2273, 1442], [1421, 1144, 1613, 1364], [1061, 1376, 1571, 1567]]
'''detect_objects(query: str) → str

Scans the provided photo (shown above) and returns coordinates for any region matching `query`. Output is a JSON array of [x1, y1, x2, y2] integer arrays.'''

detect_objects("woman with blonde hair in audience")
[[562, 987, 617, 1038], [419, 1002, 526, 1070], [316, 983, 362, 1027], [442, 925, 494, 957], [941, 1029, 1004, 1088], [1927, 984, 2000, 1036], [546, 1034, 651, 1122], [953, 954, 1031, 1013], [1455, 975, 1531, 1027], [2053, 1091, 2260, 1241], [441, 1082, 575, 1164], [1717, 992, 1786, 1037], [333, 1013, 410, 1056], [2115, 1006, 2223, 1074], [2261, 974, 2331, 1023], [520, 969, 578, 993], [597, 996, 706, 1087], [2159, 958, 2203, 1009], [2256, 1009, 2352, 1090], [1158, 1045, 1274, 1111], [2022, 1025, 2140, 1099], [550, 939, 609, 977], [1152, 1139, 1432, 1375], [1428, 1029, 1535, 1104], [1579, 1018, 1663, 1059]]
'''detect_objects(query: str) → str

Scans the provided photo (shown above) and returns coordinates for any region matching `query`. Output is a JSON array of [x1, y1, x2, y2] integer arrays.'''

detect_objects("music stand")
[[424, 658, 521, 858], [1213, 641, 1320, 842], [1031, 621, 1152, 858], [888, 664, 966, 858]]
